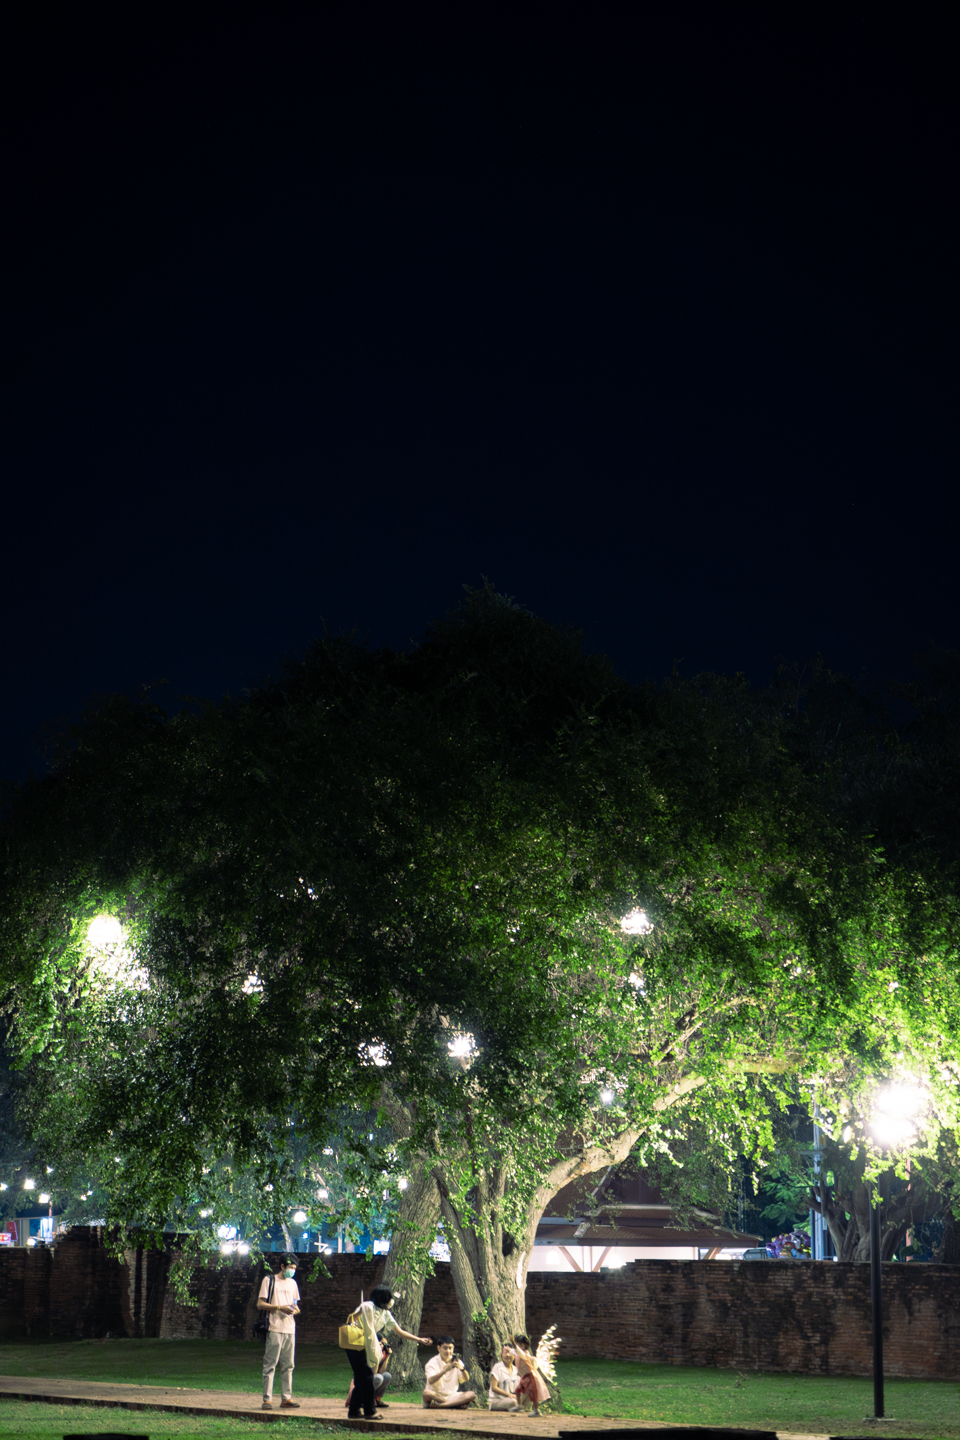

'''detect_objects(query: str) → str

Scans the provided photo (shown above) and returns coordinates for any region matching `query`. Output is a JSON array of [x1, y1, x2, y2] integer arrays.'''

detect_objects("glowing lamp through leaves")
[[361, 1043, 389, 1068], [88, 915, 124, 951], [292, 1210, 307, 1224], [447, 1033, 475, 1060], [86, 914, 148, 988], [869, 1081, 928, 1149], [620, 908, 653, 935]]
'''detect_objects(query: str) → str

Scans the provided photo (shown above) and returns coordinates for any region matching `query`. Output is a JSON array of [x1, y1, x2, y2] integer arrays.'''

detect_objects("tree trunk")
[[937, 1211, 960, 1264], [379, 1159, 441, 1392], [378, 1069, 753, 1399], [815, 1176, 922, 1262], [436, 1176, 533, 1387], [421, 1072, 715, 1394]]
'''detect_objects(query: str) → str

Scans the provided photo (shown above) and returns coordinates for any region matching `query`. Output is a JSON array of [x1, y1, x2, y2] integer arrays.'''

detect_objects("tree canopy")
[[1, 590, 959, 1364]]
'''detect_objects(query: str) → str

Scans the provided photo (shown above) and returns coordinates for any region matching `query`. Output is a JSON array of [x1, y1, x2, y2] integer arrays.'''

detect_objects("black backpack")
[[253, 1273, 275, 1340]]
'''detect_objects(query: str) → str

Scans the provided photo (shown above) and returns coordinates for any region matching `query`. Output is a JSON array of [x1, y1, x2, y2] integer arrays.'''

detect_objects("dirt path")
[[0, 1375, 831, 1439]]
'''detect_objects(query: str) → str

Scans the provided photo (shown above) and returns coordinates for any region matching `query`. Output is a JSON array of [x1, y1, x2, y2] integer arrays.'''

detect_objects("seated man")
[[422, 1337, 477, 1409]]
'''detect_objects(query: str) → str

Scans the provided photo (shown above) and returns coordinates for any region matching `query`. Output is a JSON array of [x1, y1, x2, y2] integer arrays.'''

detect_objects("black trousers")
[[346, 1347, 376, 1417]]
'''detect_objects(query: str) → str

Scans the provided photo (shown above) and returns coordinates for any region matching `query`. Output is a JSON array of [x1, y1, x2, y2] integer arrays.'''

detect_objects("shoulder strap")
[[268, 1274, 275, 1302]]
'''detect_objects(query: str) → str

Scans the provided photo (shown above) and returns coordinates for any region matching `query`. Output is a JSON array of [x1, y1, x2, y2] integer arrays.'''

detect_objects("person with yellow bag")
[[342, 1284, 431, 1419]]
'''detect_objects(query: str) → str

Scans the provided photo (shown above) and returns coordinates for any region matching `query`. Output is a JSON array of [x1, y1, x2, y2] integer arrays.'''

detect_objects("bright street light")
[[620, 908, 653, 935], [447, 1033, 475, 1059], [361, 1043, 389, 1067], [292, 1210, 307, 1224], [868, 1081, 928, 1149], [86, 914, 149, 988], [87, 915, 124, 951]]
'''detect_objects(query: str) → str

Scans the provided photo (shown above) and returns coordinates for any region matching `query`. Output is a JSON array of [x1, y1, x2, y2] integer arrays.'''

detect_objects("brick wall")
[[0, 1231, 956, 1380], [158, 1251, 464, 1346], [523, 1260, 960, 1380], [0, 1245, 26, 1341], [0, 1228, 126, 1340]]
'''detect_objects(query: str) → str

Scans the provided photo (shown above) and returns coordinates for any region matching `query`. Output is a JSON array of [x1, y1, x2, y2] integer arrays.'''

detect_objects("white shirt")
[[425, 1354, 465, 1397], [259, 1274, 300, 1334], [489, 1360, 519, 1402], [372, 1306, 399, 1336]]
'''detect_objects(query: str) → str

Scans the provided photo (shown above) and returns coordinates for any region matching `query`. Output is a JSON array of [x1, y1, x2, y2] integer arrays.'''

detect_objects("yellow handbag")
[[338, 1309, 365, 1350]]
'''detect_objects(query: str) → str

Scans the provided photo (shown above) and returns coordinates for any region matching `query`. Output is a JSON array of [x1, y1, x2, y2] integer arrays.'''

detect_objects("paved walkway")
[[0, 1376, 831, 1439]]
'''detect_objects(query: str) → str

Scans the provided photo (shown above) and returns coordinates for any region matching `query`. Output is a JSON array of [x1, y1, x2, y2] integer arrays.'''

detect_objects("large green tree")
[[2, 592, 958, 1376]]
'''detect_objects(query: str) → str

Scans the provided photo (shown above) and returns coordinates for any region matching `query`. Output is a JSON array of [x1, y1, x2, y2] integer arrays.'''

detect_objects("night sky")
[[3, 6, 957, 782]]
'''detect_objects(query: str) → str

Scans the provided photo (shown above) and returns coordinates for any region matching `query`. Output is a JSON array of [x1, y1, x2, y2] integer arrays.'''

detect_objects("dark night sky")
[[2, 5, 957, 782]]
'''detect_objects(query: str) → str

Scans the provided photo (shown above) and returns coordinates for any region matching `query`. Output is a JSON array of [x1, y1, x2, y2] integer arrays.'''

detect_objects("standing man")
[[258, 1253, 301, 1411]]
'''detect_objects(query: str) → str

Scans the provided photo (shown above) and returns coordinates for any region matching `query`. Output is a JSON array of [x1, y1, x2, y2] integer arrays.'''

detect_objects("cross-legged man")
[[422, 1337, 477, 1409]]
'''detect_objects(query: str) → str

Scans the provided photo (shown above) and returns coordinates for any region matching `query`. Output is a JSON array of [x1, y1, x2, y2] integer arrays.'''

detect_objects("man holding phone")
[[257, 1254, 301, 1410], [422, 1337, 476, 1409]]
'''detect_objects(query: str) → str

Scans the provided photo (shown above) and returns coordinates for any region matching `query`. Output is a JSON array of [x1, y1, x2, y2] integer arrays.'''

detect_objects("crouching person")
[[422, 1337, 476, 1409]]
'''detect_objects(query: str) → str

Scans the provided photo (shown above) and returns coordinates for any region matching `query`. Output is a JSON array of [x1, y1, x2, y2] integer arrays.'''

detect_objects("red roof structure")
[[534, 1169, 761, 1262]]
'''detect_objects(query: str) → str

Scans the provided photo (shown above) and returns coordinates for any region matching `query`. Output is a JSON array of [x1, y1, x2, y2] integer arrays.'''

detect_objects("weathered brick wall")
[[290, 1254, 461, 1346], [523, 1260, 960, 1380], [156, 1251, 258, 1340], [0, 1245, 27, 1340], [156, 1253, 461, 1345], [0, 1232, 956, 1380], [0, 1228, 127, 1339]]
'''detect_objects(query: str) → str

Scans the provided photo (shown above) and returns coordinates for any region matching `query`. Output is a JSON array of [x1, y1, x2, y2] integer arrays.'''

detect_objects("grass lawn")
[[0, 1398, 341, 1436], [0, 1341, 957, 1438]]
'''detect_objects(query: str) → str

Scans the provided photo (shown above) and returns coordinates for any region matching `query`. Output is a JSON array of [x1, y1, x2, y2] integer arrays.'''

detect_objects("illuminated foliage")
[[1, 595, 959, 1357]]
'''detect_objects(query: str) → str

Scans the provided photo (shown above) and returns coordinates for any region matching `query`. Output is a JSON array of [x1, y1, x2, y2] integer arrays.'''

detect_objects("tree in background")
[[2, 591, 959, 1376]]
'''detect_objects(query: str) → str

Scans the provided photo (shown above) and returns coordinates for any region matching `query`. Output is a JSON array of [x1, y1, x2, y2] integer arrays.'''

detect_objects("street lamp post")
[[866, 1079, 928, 1424], [869, 1194, 884, 1419]]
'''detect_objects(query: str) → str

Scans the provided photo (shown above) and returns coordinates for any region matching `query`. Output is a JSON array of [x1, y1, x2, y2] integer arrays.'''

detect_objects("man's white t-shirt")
[[488, 1360, 518, 1402], [258, 1274, 300, 1334], [425, 1354, 462, 1397]]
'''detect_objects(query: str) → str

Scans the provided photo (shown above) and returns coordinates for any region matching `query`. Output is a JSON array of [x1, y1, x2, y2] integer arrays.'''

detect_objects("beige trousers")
[[263, 1329, 296, 1400]]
